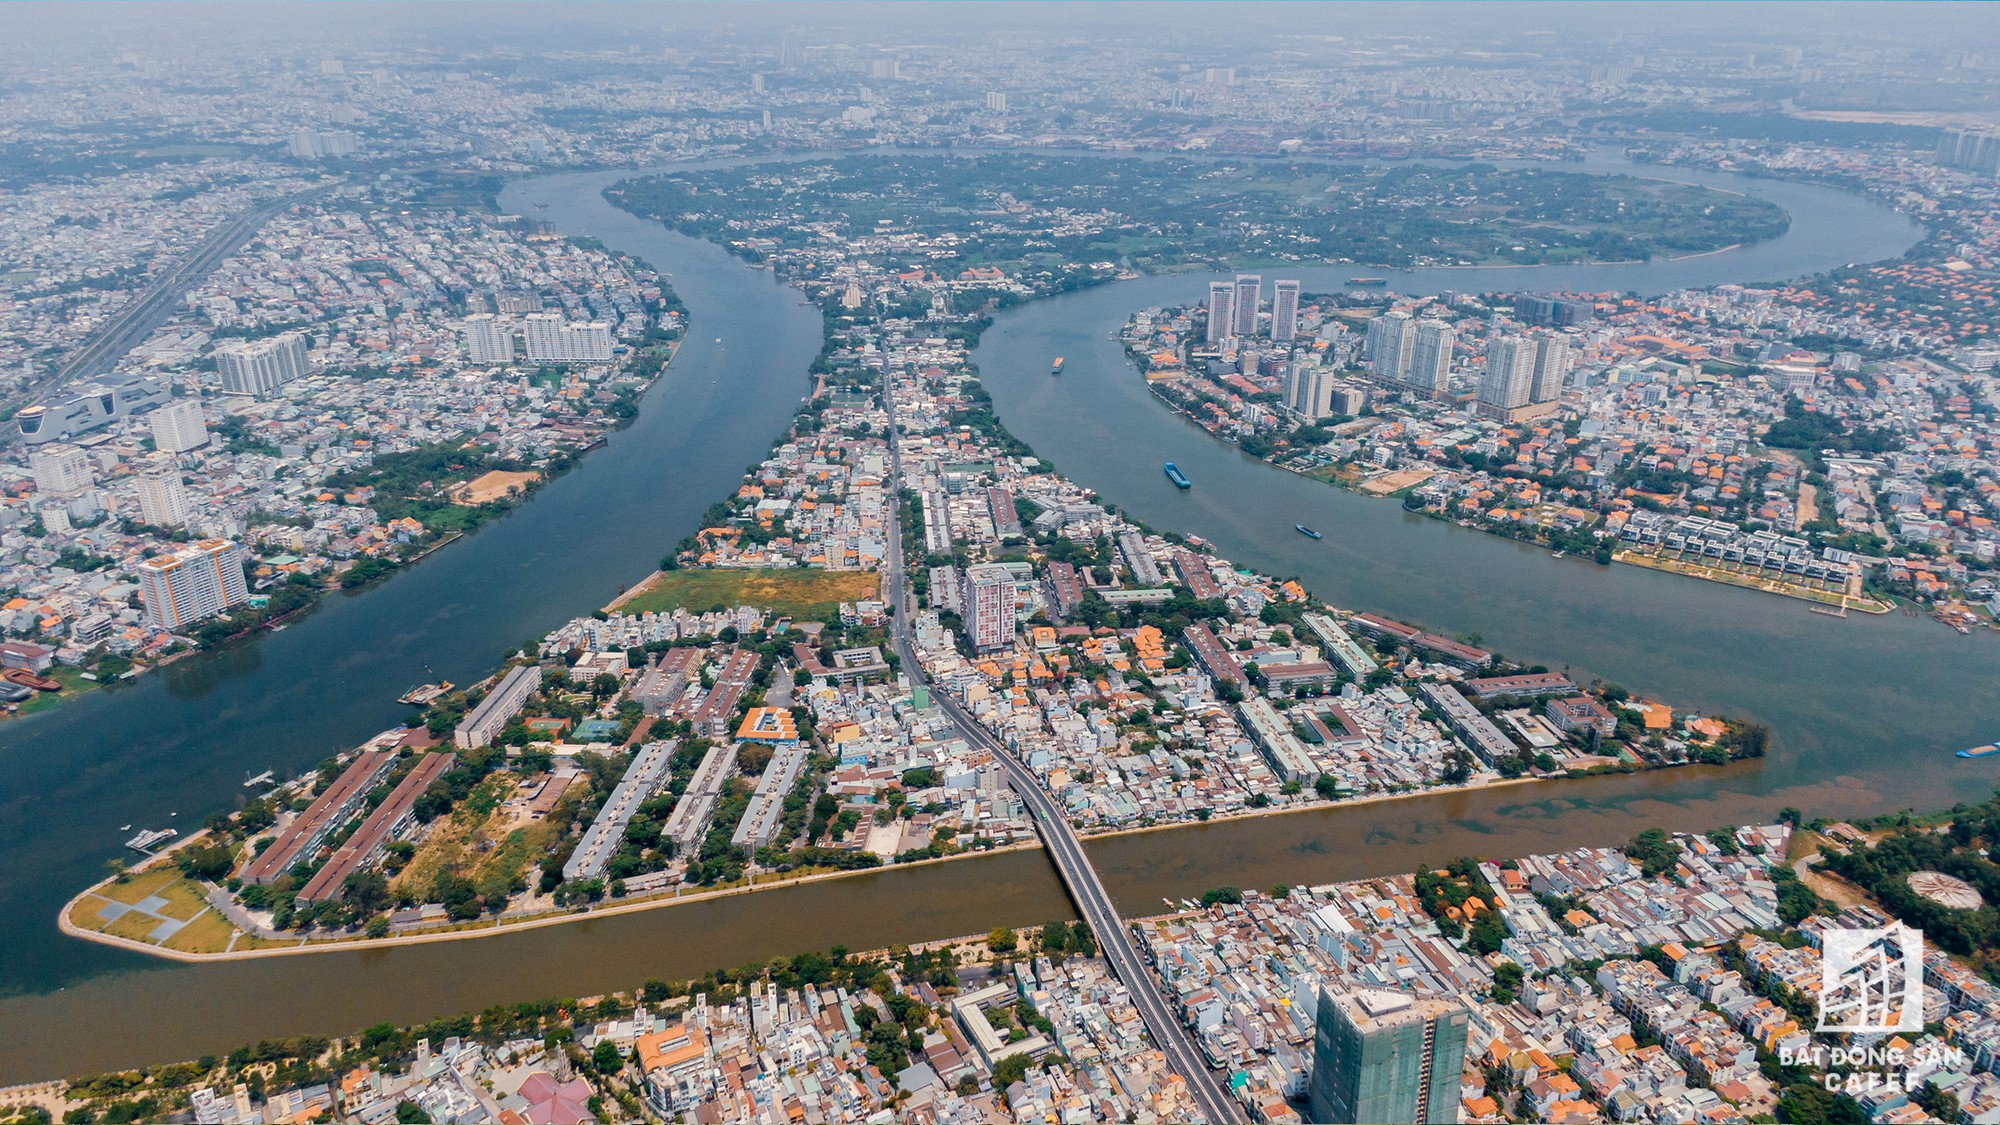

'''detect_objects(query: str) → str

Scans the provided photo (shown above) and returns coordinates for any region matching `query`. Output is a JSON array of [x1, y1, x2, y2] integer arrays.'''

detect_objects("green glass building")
[[1306, 986, 1469, 1124]]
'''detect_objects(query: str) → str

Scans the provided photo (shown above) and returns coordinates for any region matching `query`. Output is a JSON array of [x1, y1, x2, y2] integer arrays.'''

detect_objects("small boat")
[[1164, 462, 1192, 490], [1050, 356, 1065, 375], [1296, 524, 1323, 540], [119, 824, 131, 832], [1550, 550, 1567, 559], [1958, 745, 2000, 759], [1347, 277, 1389, 287]]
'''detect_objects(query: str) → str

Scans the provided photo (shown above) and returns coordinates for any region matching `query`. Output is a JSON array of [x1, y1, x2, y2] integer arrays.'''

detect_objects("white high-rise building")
[[462, 313, 516, 364], [1366, 312, 1416, 384], [1205, 281, 1235, 346], [962, 565, 1015, 653], [985, 91, 1008, 112], [135, 461, 193, 528], [136, 539, 250, 632], [1286, 362, 1336, 421], [1408, 320, 1456, 394], [150, 399, 210, 453], [31, 443, 94, 499], [216, 333, 310, 397], [1530, 334, 1571, 404], [1477, 336, 1540, 421], [1233, 274, 1262, 336], [522, 314, 615, 364], [1271, 280, 1301, 343]]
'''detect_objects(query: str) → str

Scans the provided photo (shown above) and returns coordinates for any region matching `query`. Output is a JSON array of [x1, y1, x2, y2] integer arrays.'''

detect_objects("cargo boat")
[[2, 668, 60, 692], [1164, 463, 1192, 490], [1296, 524, 1323, 539], [398, 680, 454, 706], [1958, 744, 2000, 759], [1051, 356, 1065, 375], [1347, 277, 1389, 287]]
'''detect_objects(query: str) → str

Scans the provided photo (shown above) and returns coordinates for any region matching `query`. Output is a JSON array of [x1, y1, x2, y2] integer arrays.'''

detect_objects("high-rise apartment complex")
[[1285, 362, 1333, 421], [1407, 320, 1456, 394], [962, 565, 1015, 652], [149, 399, 210, 453], [135, 459, 193, 528], [1206, 281, 1235, 346], [1477, 335, 1538, 421], [29, 443, 94, 499], [462, 313, 517, 364], [1271, 279, 1301, 343], [1530, 334, 1571, 404], [1233, 274, 1262, 336], [216, 333, 311, 397], [136, 539, 251, 631], [522, 313, 615, 363], [1307, 987, 1469, 1125], [1936, 128, 2000, 176], [1366, 312, 1416, 385]]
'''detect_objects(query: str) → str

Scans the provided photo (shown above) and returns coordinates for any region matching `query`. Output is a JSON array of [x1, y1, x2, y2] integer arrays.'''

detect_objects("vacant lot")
[[450, 469, 540, 505], [612, 568, 880, 622]]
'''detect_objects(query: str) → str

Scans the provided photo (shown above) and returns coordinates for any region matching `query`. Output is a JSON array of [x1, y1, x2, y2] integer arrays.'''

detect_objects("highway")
[[30, 184, 336, 406], [879, 378, 1242, 1124]]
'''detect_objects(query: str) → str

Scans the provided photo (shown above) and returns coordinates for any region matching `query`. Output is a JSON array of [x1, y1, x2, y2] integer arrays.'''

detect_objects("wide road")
[[878, 376, 1241, 1124], [33, 184, 335, 399]]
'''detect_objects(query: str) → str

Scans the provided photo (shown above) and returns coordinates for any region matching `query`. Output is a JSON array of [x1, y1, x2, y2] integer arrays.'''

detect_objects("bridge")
[[880, 379, 1241, 1124]]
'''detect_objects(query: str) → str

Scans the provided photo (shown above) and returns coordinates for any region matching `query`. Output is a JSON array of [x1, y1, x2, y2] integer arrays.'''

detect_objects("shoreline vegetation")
[[45, 795, 1988, 1118], [59, 771, 1574, 963], [60, 155, 1776, 965], [1128, 301, 1902, 616], [8, 249, 685, 726]]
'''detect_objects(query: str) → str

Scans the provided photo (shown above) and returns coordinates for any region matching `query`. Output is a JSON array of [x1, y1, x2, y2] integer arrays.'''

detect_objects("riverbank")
[[59, 838, 1047, 963], [1613, 549, 1895, 613], [1130, 324, 1915, 619], [57, 766, 1594, 963], [0, 148, 1956, 1086]]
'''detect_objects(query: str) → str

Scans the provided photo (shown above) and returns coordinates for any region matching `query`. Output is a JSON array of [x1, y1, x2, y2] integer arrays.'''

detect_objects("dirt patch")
[[450, 469, 540, 505]]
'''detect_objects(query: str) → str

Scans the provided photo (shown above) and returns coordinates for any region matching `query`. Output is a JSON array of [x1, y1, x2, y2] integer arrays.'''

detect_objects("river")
[[0, 152, 1959, 1082]]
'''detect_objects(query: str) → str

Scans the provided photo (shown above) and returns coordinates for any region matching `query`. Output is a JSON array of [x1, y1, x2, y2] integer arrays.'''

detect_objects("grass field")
[[161, 909, 236, 954], [94, 865, 183, 906], [612, 568, 880, 622], [72, 862, 245, 953], [15, 667, 105, 718]]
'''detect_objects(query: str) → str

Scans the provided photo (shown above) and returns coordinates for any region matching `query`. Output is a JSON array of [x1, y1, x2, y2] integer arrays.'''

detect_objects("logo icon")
[[1818, 923, 1924, 1033]]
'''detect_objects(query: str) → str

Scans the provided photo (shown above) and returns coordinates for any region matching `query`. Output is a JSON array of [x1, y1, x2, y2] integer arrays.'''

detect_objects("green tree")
[[592, 1040, 624, 1074], [992, 1053, 1034, 1089]]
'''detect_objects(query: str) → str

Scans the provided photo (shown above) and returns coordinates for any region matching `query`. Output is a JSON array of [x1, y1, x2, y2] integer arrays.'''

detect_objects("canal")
[[0, 153, 1963, 1081]]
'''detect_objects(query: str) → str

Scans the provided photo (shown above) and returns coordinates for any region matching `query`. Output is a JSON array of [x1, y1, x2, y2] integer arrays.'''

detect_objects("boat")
[[1050, 356, 1065, 375], [243, 769, 275, 788], [398, 680, 454, 706], [125, 828, 177, 852], [1958, 745, 2000, 759], [1347, 277, 1389, 287], [1296, 524, 1323, 540], [1, 668, 60, 692], [1550, 550, 1567, 559], [1163, 462, 1192, 490]]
